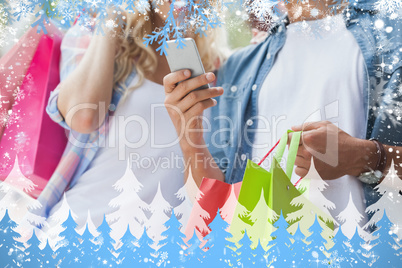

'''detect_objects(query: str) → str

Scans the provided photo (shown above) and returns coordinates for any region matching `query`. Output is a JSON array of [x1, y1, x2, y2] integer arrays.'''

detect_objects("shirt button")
[[231, 85, 237, 92], [267, 53, 271, 60], [252, 84, 257, 91], [241, 154, 247, 161], [246, 119, 253, 126]]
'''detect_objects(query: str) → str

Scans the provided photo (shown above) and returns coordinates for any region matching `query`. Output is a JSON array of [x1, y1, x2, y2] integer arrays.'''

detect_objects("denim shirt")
[[207, 0, 402, 211]]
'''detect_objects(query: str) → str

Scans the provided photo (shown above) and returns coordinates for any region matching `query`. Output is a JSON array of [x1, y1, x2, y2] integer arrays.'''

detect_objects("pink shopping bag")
[[0, 25, 67, 198], [0, 24, 61, 138]]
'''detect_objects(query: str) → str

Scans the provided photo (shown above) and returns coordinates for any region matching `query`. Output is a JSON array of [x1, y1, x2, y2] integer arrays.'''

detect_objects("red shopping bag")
[[0, 24, 67, 198], [184, 178, 242, 243]]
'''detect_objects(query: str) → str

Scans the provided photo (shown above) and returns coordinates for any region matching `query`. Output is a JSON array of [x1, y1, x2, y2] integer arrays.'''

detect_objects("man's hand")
[[290, 121, 377, 180], [163, 70, 225, 186]]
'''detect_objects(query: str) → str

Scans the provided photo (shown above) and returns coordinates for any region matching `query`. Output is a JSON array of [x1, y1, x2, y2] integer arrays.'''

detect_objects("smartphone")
[[165, 38, 209, 90]]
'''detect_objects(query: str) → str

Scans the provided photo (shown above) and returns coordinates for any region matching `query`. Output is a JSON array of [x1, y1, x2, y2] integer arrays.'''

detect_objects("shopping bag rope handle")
[[257, 138, 304, 188]]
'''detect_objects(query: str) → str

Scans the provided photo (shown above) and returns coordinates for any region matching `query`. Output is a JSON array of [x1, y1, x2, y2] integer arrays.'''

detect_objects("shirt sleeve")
[[46, 23, 93, 130]]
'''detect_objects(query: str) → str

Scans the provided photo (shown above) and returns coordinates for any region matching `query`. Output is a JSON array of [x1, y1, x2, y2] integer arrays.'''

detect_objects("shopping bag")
[[184, 178, 242, 244], [0, 24, 67, 198], [0, 23, 61, 138], [229, 131, 335, 249]]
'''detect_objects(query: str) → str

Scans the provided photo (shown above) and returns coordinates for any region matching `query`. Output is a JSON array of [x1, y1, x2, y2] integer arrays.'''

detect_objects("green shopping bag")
[[229, 131, 335, 250]]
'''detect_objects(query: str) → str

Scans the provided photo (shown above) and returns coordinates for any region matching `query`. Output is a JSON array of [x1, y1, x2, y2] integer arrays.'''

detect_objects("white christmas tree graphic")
[[174, 167, 199, 230], [147, 181, 172, 249], [44, 194, 78, 250], [364, 160, 402, 239], [286, 160, 336, 249], [187, 199, 210, 232], [286, 188, 335, 249], [0, 157, 46, 242], [247, 188, 278, 250], [303, 158, 337, 220], [220, 184, 238, 227], [228, 198, 251, 247], [76, 210, 99, 237], [336, 192, 371, 241], [183, 187, 210, 247], [106, 159, 150, 241]]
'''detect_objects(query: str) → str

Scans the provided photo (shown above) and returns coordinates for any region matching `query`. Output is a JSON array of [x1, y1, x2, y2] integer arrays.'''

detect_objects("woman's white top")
[[48, 78, 185, 242]]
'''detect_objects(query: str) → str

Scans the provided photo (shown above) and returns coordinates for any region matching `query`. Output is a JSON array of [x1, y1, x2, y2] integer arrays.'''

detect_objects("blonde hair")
[[113, 5, 228, 101]]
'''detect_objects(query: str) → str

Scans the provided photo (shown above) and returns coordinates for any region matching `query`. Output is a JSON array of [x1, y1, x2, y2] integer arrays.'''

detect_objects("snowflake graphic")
[[136, 0, 151, 14], [0, 1, 14, 25], [370, 76, 402, 128], [245, 0, 278, 21], [0, 24, 16, 48], [376, 34, 395, 55], [57, 1, 75, 26], [15, 131, 27, 144], [143, 0, 222, 55], [12, 1, 34, 22], [0, 162, 8, 171], [375, 0, 402, 15], [310, 8, 320, 18], [86, 0, 102, 10], [0, 4, 5, 20], [155, 251, 168, 267], [14, 131, 29, 153], [160, 251, 168, 260], [188, 14, 203, 27], [202, 7, 211, 17], [13, 87, 25, 102], [291, 4, 303, 20], [154, 0, 168, 6], [324, 250, 346, 268], [105, 18, 116, 30], [359, 17, 373, 31], [0, 110, 10, 127]]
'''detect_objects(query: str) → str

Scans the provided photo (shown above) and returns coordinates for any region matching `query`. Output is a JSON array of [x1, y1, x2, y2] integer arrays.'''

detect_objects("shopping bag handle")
[[272, 130, 301, 178], [258, 130, 303, 185]]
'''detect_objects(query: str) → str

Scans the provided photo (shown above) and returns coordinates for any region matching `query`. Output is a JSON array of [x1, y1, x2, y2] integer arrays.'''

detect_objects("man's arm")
[[163, 71, 225, 187]]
